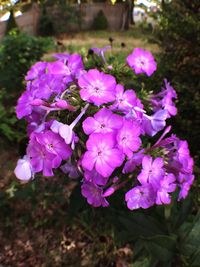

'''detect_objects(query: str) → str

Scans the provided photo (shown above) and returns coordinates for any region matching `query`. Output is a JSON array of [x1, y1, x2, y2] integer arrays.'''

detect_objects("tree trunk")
[[130, 0, 135, 25]]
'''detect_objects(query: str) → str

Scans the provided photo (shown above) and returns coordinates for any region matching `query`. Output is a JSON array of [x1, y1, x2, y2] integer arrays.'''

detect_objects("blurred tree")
[[156, 0, 200, 160]]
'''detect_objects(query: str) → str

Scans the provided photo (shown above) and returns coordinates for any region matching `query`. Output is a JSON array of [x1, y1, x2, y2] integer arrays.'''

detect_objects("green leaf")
[[180, 213, 200, 260], [190, 248, 200, 267], [144, 235, 177, 262], [117, 212, 165, 242]]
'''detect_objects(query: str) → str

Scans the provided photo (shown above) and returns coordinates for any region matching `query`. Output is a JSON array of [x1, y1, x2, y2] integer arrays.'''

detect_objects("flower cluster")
[[14, 48, 194, 210]]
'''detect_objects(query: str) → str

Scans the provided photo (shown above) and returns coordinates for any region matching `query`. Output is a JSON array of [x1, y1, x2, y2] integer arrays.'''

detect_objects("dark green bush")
[[92, 10, 108, 30], [152, 0, 200, 162], [0, 31, 54, 143]]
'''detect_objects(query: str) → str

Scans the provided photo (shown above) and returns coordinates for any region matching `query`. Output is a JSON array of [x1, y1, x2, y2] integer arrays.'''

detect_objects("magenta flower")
[[35, 130, 72, 161], [84, 169, 109, 186], [150, 79, 177, 118], [82, 108, 123, 135], [142, 109, 168, 136], [32, 74, 67, 100], [137, 156, 165, 188], [81, 181, 109, 207], [92, 45, 111, 63], [67, 53, 84, 79], [27, 137, 61, 176], [127, 48, 157, 76], [54, 53, 70, 63], [47, 61, 71, 76], [111, 84, 143, 113], [156, 173, 176, 205], [61, 160, 80, 179], [125, 184, 155, 210], [78, 69, 116, 106], [16, 91, 35, 119], [122, 150, 144, 173], [81, 133, 124, 177], [117, 119, 141, 158], [176, 140, 194, 174], [25, 62, 47, 81], [178, 173, 194, 200]]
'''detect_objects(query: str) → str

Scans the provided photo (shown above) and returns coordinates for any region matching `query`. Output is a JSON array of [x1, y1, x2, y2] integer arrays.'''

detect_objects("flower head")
[[81, 181, 109, 207], [82, 133, 124, 177], [156, 173, 176, 205], [117, 119, 141, 158], [125, 184, 155, 210], [82, 108, 123, 135], [137, 156, 165, 189], [127, 48, 157, 76], [78, 69, 116, 106]]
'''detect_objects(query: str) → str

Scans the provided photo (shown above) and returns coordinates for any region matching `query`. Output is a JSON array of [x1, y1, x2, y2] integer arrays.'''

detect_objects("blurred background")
[[0, 1, 200, 266]]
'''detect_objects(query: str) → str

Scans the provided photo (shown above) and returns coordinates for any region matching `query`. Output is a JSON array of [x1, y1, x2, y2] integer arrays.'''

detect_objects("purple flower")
[[51, 121, 74, 145], [110, 84, 143, 114], [61, 160, 80, 179], [142, 109, 168, 136], [160, 136, 194, 176], [53, 53, 84, 79], [81, 133, 124, 177], [35, 130, 72, 161], [54, 53, 70, 63], [117, 119, 141, 158], [81, 181, 109, 207], [82, 108, 123, 135], [125, 184, 155, 210], [47, 61, 71, 76], [127, 48, 157, 76], [27, 136, 60, 176], [84, 169, 109, 186], [32, 74, 67, 100], [178, 173, 194, 200], [176, 140, 194, 174], [14, 156, 33, 181], [156, 173, 176, 205], [137, 155, 165, 188], [16, 91, 35, 119], [78, 69, 116, 106], [122, 150, 144, 173], [92, 45, 111, 63], [150, 79, 177, 118], [67, 53, 84, 79], [25, 62, 47, 81]]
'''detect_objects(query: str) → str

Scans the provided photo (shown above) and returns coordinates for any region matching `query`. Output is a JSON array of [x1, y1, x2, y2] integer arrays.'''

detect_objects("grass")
[[43, 28, 160, 61]]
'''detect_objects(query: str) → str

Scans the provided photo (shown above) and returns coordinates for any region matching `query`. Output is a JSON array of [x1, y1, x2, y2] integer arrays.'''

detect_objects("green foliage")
[[0, 31, 54, 142], [154, 0, 200, 161], [0, 30, 54, 98], [0, 89, 25, 143], [0, 89, 17, 141], [92, 10, 108, 30]]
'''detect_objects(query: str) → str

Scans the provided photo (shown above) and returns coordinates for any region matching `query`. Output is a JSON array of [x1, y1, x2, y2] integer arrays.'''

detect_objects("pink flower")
[[82, 133, 124, 177], [78, 69, 116, 106], [82, 108, 122, 135], [117, 119, 141, 158], [127, 48, 157, 76]]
